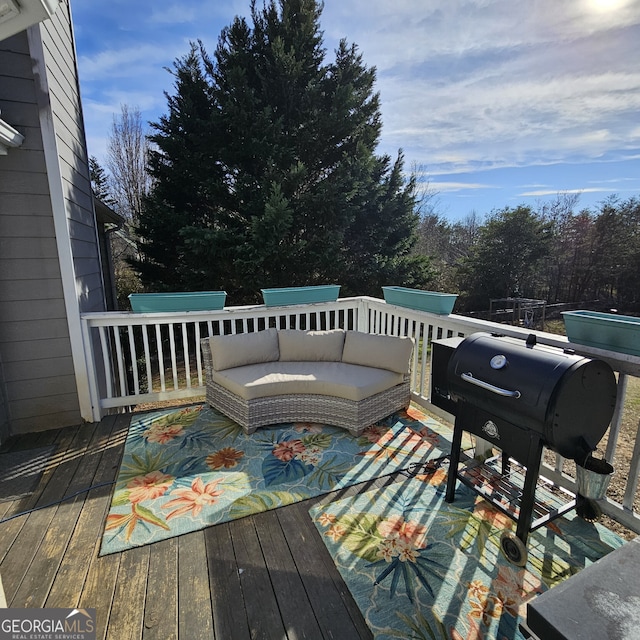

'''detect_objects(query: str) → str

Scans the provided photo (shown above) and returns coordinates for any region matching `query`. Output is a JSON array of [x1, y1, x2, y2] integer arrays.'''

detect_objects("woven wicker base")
[[206, 380, 411, 436], [201, 338, 410, 436]]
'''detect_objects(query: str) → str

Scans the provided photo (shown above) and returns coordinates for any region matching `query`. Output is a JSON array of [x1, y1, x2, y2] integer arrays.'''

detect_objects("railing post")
[[605, 373, 628, 464], [356, 297, 370, 332], [623, 418, 640, 512], [80, 314, 104, 422]]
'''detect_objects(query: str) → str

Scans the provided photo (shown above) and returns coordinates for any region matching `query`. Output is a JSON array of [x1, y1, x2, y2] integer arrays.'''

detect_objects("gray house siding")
[[0, 356, 9, 443], [0, 0, 107, 437]]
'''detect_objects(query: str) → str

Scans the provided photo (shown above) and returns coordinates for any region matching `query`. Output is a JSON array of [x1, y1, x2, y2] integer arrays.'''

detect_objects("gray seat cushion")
[[212, 361, 404, 402], [207, 327, 279, 371], [342, 331, 414, 374]]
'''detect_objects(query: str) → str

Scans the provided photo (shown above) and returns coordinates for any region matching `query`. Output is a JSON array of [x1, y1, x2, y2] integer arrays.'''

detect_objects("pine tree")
[[135, 0, 432, 301], [89, 156, 114, 205]]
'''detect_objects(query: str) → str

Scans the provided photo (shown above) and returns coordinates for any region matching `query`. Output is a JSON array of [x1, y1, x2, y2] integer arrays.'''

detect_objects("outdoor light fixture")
[[0, 114, 25, 154], [0, 0, 20, 25], [0, 0, 62, 41]]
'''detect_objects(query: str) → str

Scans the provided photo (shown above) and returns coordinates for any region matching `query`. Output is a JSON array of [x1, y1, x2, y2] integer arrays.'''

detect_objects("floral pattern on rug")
[[100, 403, 459, 555], [310, 469, 625, 640]]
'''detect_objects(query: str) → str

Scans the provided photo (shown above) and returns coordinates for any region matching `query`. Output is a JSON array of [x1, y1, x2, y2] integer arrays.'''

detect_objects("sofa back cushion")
[[342, 331, 414, 374], [208, 328, 280, 371], [278, 329, 345, 362]]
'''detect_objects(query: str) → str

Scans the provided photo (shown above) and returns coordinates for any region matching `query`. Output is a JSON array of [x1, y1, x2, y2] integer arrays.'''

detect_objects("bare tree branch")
[[106, 104, 153, 224]]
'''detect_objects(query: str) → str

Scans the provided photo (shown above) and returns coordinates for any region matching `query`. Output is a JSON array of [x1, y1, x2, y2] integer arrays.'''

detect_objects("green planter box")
[[382, 286, 458, 315], [129, 291, 227, 313], [261, 285, 340, 307], [562, 310, 640, 356]]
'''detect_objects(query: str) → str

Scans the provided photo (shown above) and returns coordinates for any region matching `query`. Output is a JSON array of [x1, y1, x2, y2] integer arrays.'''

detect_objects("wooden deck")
[[0, 410, 388, 639]]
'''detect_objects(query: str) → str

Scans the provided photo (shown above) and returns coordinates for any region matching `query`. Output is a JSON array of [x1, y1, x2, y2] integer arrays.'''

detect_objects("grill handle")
[[460, 372, 521, 399]]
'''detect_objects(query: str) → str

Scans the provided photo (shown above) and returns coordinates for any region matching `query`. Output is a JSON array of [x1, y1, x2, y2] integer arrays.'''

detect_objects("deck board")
[[0, 427, 71, 564], [12, 420, 109, 608], [143, 537, 178, 640], [178, 532, 215, 639], [79, 546, 121, 640], [1, 424, 86, 604], [204, 522, 251, 639], [255, 508, 324, 640], [277, 499, 372, 639], [235, 515, 291, 640], [108, 545, 150, 640], [46, 415, 129, 608], [0, 412, 378, 639]]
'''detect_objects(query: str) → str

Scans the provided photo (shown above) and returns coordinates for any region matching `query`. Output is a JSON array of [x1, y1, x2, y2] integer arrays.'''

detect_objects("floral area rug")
[[310, 464, 625, 640], [100, 403, 460, 555]]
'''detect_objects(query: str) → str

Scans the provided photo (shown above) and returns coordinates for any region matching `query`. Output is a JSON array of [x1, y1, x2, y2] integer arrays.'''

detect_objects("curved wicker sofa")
[[200, 328, 414, 436]]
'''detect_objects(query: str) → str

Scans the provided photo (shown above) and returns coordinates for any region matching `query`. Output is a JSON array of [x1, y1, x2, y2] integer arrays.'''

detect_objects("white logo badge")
[[482, 420, 500, 440]]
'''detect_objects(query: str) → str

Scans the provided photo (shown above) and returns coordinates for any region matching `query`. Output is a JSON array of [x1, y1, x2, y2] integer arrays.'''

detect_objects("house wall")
[[38, 1, 105, 313], [0, 354, 9, 443], [0, 0, 106, 436]]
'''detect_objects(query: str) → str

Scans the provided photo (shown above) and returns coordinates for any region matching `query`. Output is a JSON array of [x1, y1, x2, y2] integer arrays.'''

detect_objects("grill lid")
[[447, 332, 617, 459]]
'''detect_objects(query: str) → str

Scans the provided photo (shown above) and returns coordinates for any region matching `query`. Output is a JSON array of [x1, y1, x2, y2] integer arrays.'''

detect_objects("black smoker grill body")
[[433, 332, 617, 564]]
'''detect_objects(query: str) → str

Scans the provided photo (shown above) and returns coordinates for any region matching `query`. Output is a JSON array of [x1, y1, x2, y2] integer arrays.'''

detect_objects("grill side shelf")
[[456, 457, 577, 532]]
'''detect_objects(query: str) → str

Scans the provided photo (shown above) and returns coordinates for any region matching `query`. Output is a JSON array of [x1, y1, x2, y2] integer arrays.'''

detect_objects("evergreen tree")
[[89, 156, 114, 205], [591, 196, 640, 308], [136, 46, 221, 291], [456, 206, 552, 309], [135, 0, 432, 302]]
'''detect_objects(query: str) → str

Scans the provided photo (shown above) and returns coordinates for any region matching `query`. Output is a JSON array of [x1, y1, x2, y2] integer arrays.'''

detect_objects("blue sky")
[[72, 0, 640, 222]]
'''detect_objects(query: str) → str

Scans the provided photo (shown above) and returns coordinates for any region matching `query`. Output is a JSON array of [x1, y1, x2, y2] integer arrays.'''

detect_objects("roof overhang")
[[94, 197, 125, 229], [0, 0, 61, 42]]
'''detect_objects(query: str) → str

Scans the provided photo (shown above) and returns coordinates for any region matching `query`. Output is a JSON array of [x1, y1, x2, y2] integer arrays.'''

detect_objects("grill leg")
[[515, 434, 544, 544], [445, 417, 465, 503]]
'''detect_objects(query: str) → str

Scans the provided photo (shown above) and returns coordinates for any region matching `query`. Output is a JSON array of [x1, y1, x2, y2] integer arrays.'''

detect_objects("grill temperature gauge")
[[490, 354, 507, 369]]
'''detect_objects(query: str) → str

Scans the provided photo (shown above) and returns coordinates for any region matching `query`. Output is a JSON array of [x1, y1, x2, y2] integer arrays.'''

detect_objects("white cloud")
[[428, 181, 493, 193], [519, 187, 615, 196], [78, 43, 183, 79], [321, 0, 640, 175], [150, 4, 198, 24], [74, 0, 640, 216]]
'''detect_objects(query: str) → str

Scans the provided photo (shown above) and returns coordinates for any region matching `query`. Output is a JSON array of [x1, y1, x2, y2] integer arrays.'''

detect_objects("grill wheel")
[[500, 530, 528, 566]]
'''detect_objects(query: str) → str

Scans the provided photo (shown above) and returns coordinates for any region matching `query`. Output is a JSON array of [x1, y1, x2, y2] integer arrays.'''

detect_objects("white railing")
[[80, 295, 640, 533], [80, 298, 367, 416]]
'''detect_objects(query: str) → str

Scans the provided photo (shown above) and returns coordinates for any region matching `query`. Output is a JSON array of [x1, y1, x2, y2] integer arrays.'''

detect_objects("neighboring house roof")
[[94, 197, 125, 229]]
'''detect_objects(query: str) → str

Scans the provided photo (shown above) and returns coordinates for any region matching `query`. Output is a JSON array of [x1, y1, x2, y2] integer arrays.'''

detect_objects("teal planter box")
[[261, 285, 340, 307], [129, 291, 227, 313], [562, 310, 640, 356], [382, 286, 458, 315]]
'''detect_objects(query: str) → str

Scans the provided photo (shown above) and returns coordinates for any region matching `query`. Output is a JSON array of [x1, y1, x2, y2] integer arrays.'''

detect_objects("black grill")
[[432, 332, 618, 564]]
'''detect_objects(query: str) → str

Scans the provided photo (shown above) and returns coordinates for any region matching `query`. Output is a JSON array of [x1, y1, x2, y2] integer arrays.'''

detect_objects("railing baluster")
[[128, 326, 139, 395], [156, 324, 165, 392], [195, 322, 203, 386], [182, 322, 191, 389], [420, 321, 428, 396], [142, 325, 152, 394], [98, 326, 113, 399], [114, 325, 127, 397], [168, 323, 178, 389]]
